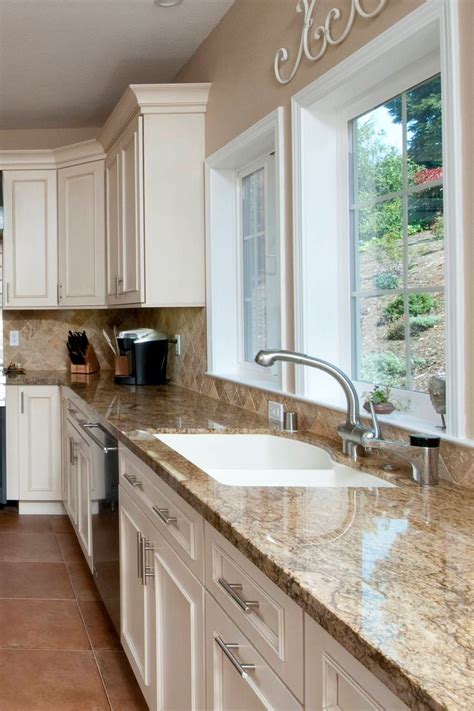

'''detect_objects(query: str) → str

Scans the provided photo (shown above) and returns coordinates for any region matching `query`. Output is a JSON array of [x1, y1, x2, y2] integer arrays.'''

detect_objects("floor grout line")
[[60, 531, 114, 711]]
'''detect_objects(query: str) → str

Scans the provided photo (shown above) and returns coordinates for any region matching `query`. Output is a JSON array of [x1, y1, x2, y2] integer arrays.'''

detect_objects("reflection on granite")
[[6, 371, 474, 710]]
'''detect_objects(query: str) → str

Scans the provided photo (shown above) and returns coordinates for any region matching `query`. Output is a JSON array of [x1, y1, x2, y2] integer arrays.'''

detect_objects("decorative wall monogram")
[[274, 0, 388, 85]]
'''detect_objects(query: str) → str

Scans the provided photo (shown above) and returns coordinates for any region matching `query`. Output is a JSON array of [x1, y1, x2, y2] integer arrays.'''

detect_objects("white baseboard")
[[18, 501, 66, 515]]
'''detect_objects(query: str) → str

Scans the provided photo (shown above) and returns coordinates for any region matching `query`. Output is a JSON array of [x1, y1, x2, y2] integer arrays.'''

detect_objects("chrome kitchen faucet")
[[255, 350, 440, 486]]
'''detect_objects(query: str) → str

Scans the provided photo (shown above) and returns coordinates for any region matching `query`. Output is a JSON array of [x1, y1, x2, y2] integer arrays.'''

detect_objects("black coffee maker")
[[114, 329, 169, 386]]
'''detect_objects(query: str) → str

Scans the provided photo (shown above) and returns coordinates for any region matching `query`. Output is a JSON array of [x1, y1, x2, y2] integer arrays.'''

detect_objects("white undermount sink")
[[155, 434, 394, 488]]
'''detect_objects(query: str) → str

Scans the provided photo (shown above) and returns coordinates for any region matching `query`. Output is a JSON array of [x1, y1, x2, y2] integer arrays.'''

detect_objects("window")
[[350, 75, 444, 396], [239, 157, 280, 365], [292, 1, 464, 436], [206, 109, 287, 390]]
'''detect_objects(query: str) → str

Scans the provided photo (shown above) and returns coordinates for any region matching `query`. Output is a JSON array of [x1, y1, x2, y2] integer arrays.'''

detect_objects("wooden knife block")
[[70, 344, 100, 374]]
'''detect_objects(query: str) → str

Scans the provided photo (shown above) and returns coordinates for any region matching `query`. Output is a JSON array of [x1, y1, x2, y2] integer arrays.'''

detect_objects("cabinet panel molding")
[[58, 160, 106, 307]]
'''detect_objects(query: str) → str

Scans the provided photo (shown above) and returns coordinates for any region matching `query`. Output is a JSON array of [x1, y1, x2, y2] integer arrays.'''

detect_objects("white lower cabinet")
[[206, 593, 302, 711], [120, 488, 156, 708], [118, 444, 408, 711], [16, 386, 61, 502], [152, 518, 205, 711], [64, 421, 79, 525], [304, 614, 408, 711], [119, 485, 205, 711], [76, 431, 93, 562]]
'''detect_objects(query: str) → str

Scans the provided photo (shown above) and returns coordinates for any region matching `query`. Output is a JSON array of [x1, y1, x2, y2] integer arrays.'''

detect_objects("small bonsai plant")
[[362, 385, 397, 415]]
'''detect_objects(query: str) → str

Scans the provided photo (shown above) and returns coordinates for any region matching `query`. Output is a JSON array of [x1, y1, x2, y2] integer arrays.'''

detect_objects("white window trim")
[[292, 0, 466, 440], [205, 108, 288, 391]]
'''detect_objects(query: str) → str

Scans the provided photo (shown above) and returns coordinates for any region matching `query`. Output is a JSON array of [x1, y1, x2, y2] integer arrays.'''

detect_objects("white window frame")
[[206, 108, 288, 390], [292, 0, 465, 440]]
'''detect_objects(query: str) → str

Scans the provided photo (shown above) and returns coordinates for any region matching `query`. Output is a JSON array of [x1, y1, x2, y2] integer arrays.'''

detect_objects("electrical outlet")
[[9, 330, 20, 347], [174, 334, 181, 356], [268, 400, 284, 423]]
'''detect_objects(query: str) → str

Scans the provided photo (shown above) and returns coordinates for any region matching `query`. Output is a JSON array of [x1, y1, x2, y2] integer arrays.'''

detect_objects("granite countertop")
[[7, 372, 473, 710]]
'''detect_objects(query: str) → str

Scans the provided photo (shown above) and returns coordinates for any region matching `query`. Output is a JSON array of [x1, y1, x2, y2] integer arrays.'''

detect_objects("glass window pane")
[[410, 293, 445, 393], [241, 165, 280, 364], [357, 295, 408, 388], [407, 75, 442, 187], [354, 96, 403, 203], [407, 185, 444, 288], [356, 198, 403, 292]]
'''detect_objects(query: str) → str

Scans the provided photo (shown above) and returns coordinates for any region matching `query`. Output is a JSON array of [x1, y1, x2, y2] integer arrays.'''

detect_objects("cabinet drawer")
[[119, 445, 204, 581], [206, 592, 302, 711], [205, 522, 304, 701]]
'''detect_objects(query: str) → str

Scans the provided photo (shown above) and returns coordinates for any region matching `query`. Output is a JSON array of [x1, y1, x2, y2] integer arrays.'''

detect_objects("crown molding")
[[53, 138, 105, 168], [0, 138, 105, 171], [98, 83, 211, 152]]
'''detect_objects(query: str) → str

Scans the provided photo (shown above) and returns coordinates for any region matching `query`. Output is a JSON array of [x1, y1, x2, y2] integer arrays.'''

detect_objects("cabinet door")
[[18, 386, 61, 501], [206, 593, 302, 711], [118, 117, 144, 305], [58, 161, 105, 307], [119, 487, 156, 708], [76, 434, 93, 562], [64, 422, 78, 523], [106, 148, 121, 303], [3, 170, 58, 308], [305, 614, 408, 711], [151, 528, 205, 711]]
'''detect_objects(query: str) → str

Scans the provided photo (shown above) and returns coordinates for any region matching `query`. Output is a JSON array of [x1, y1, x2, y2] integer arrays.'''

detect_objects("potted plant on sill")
[[362, 385, 397, 415]]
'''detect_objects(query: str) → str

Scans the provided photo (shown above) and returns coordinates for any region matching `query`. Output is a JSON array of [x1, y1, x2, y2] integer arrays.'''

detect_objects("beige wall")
[[0, 127, 98, 150], [175, 0, 426, 156], [174, 0, 474, 438]]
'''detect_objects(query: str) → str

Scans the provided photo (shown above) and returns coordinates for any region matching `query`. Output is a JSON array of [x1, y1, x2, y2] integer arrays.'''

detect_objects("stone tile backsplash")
[[4, 305, 473, 487]]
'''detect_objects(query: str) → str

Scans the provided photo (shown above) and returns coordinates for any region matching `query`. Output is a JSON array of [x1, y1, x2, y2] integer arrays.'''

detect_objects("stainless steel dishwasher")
[[81, 420, 120, 634]]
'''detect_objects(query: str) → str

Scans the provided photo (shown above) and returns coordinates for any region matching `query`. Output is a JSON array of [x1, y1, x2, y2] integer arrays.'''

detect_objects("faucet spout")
[[255, 349, 375, 458], [256, 350, 361, 425]]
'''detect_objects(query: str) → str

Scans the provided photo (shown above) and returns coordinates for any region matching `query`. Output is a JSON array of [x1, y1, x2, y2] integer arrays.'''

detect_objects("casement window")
[[350, 74, 445, 397], [206, 109, 287, 390], [292, 1, 464, 437]]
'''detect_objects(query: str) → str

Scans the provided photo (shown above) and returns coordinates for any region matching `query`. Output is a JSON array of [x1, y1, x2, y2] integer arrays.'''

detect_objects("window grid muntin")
[[350, 75, 444, 393]]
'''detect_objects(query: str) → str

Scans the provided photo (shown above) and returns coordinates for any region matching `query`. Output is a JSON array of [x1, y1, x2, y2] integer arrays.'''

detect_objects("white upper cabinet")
[[58, 160, 106, 307], [3, 170, 58, 308], [101, 84, 210, 307], [106, 117, 144, 305]]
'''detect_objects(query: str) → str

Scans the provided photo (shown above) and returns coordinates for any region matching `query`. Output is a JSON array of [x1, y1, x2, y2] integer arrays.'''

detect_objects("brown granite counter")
[[7, 372, 474, 710]]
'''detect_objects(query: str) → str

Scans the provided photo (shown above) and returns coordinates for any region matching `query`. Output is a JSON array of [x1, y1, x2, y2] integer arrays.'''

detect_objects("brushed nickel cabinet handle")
[[152, 506, 177, 525], [20, 391, 24, 414], [137, 531, 143, 581], [123, 473, 142, 488], [6, 282, 10, 304], [142, 538, 154, 586], [215, 637, 255, 679], [218, 578, 259, 613]]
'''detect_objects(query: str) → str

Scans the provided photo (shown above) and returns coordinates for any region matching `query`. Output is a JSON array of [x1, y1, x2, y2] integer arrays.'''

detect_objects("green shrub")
[[383, 293, 439, 323], [375, 271, 399, 290], [361, 352, 407, 386], [387, 315, 441, 340]]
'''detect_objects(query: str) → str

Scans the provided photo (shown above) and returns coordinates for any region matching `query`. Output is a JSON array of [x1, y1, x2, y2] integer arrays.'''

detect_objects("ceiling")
[[0, 0, 234, 130]]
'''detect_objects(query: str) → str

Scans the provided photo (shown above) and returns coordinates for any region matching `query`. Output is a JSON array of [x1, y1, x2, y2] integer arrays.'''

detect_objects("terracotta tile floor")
[[0, 511, 147, 710]]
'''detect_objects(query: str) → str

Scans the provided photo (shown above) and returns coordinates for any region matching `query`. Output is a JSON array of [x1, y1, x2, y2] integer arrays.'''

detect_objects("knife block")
[[70, 344, 100, 374]]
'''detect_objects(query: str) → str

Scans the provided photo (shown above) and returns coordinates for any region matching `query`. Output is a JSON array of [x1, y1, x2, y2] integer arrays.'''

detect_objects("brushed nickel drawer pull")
[[215, 637, 255, 679], [219, 578, 259, 613], [123, 473, 142, 488], [152, 506, 177, 525]]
